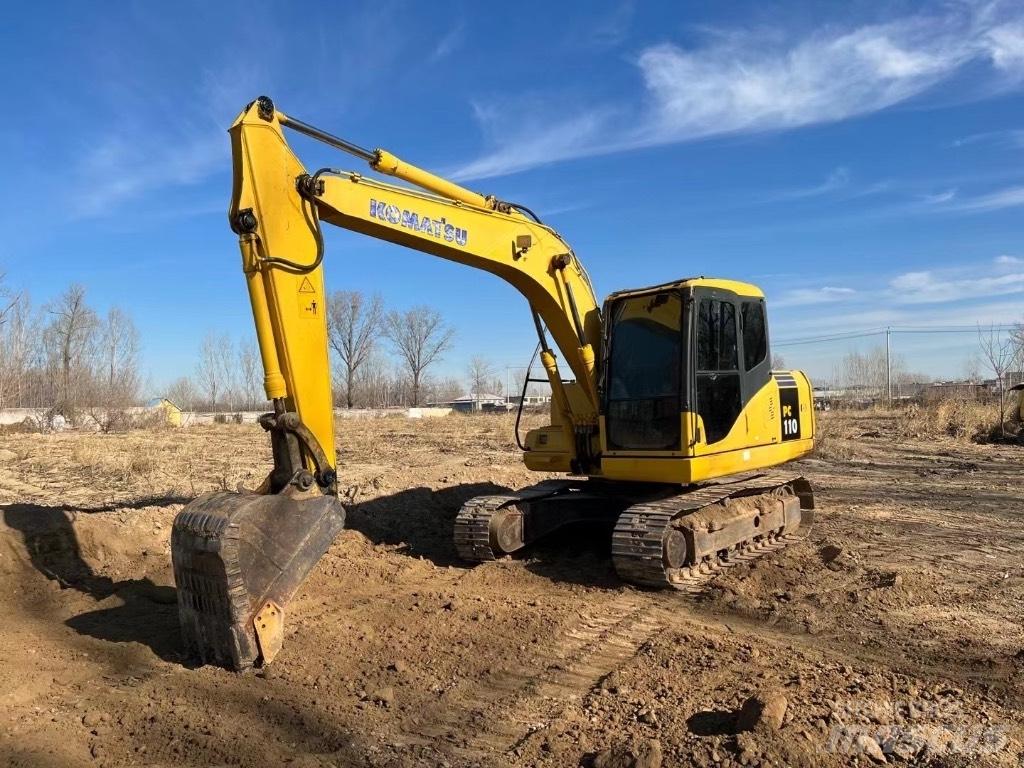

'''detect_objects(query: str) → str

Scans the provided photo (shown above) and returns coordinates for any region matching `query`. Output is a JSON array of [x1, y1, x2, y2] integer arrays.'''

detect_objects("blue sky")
[[2, 0, 1023, 389]]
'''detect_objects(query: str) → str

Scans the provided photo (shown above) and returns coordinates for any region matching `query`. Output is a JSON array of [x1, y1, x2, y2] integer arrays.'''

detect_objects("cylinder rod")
[[279, 114, 377, 163]]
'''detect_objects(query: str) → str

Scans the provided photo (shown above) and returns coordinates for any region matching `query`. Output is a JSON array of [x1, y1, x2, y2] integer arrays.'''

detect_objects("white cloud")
[[454, 5, 1024, 180], [947, 184, 1024, 212], [920, 188, 957, 204], [71, 130, 224, 218], [770, 256, 1024, 321], [453, 102, 621, 180], [775, 285, 857, 307], [767, 167, 850, 201], [986, 21, 1024, 70], [65, 55, 269, 219], [888, 267, 1024, 303], [635, 25, 951, 143], [576, 0, 636, 49], [952, 128, 1024, 147], [429, 23, 465, 62], [776, 296, 1024, 338]]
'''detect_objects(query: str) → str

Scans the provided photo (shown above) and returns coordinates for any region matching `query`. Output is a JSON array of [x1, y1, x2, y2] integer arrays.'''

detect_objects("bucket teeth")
[[171, 490, 345, 670]]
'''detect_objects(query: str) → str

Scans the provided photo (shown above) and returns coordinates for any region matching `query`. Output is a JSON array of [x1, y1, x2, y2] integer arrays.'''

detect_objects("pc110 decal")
[[772, 373, 801, 441], [779, 386, 800, 441]]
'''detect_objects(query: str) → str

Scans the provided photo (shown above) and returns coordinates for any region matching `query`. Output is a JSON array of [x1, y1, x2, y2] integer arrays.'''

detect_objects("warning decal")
[[298, 276, 318, 319]]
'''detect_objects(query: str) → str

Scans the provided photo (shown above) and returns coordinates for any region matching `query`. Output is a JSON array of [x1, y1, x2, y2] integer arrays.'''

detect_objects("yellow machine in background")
[[171, 97, 816, 670]]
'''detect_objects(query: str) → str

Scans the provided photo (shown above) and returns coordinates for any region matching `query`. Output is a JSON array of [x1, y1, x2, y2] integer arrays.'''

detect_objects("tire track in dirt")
[[423, 561, 1022, 763], [398, 592, 665, 760], [411, 537, 812, 759]]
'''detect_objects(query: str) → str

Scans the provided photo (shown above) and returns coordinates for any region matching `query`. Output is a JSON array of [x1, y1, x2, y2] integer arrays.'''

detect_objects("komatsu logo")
[[369, 199, 468, 246]]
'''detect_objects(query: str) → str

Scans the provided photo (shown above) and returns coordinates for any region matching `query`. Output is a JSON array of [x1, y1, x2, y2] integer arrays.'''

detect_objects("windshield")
[[605, 291, 682, 451]]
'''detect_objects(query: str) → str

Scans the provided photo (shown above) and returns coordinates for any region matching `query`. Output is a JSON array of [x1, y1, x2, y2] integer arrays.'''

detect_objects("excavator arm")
[[232, 96, 604, 474], [172, 96, 605, 669]]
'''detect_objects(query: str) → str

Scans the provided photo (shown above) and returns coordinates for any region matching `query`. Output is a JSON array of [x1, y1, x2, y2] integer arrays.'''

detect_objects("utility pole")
[[885, 326, 892, 406]]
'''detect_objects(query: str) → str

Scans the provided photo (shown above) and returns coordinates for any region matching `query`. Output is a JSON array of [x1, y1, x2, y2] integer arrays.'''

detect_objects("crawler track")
[[612, 472, 813, 592], [453, 480, 581, 562], [453, 494, 518, 562]]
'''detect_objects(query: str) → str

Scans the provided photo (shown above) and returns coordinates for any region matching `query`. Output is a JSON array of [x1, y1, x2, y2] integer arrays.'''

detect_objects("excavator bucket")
[[171, 490, 345, 670]]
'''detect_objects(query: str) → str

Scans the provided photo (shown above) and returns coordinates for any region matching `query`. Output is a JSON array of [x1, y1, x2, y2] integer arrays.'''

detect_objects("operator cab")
[[601, 278, 772, 455]]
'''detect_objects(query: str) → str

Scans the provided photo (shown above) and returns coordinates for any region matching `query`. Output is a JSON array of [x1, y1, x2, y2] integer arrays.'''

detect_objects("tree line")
[[165, 291, 474, 411], [0, 273, 512, 419], [0, 276, 546, 421], [0, 280, 141, 429], [825, 325, 1024, 397]]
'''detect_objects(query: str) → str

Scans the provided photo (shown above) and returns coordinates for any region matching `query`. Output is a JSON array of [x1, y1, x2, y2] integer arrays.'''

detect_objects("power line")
[[889, 325, 1017, 333], [774, 329, 885, 347], [774, 323, 1018, 347]]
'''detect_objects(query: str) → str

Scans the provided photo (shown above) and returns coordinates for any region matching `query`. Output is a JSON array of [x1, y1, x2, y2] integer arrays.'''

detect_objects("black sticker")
[[779, 387, 800, 441]]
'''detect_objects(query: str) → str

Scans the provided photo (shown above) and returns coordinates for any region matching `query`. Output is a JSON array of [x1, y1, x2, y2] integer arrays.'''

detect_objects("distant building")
[[145, 397, 183, 427], [436, 392, 507, 413], [507, 394, 552, 408], [925, 381, 988, 401]]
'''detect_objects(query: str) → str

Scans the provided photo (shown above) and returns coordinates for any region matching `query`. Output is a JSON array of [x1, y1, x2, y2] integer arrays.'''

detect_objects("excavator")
[[171, 97, 816, 670]]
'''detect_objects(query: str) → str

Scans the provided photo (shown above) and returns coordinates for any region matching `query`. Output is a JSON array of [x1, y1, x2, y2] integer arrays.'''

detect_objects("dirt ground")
[[1, 411, 1022, 768]]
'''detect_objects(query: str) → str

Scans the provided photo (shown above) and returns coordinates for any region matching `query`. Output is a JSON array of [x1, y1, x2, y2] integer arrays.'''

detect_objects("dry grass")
[[813, 397, 1014, 461], [812, 410, 861, 460], [894, 398, 1009, 443]]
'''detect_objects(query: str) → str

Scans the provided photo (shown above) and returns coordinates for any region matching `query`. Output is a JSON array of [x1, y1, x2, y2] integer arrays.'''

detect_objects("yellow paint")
[[370, 149, 492, 210], [598, 370, 814, 483], [228, 97, 814, 488], [230, 105, 339, 465]]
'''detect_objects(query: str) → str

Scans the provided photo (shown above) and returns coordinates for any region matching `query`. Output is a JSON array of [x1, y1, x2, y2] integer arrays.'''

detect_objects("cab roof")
[[605, 276, 765, 302]]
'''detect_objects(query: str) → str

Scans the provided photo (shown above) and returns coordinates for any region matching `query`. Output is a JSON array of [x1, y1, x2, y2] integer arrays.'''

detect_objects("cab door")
[[691, 289, 743, 449], [690, 288, 774, 452]]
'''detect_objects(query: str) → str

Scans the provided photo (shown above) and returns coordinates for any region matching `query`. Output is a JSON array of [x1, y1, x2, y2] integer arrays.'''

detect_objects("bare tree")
[[44, 283, 99, 421], [238, 338, 263, 411], [196, 332, 235, 411], [166, 376, 197, 412], [85, 307, 141, 430], [384, 306, 454, 406], [98, 307, 140, 404], [0, 282, 31, 410], [832, 346, 905, 400], [978, 324, 1021, 436], [348, 352, 398, 408], [327, 290, 384, 408], [431, 376, 464, 405], [1013, 321, 1024, 374], [0, 271, 18, 329], [963, 354, 982, 383], [510, 366, 548, 400], [466, 355, 495, 410]]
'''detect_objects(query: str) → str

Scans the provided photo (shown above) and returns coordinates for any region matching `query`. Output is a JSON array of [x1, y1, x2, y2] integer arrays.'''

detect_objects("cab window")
[[741, 301, 767, 370], [696, 298, 742, 444], [604, 292, 682, 451]]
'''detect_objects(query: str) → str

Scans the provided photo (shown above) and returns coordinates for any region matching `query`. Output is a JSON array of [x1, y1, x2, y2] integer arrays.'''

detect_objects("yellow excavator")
[[171, 97, 816, 670]]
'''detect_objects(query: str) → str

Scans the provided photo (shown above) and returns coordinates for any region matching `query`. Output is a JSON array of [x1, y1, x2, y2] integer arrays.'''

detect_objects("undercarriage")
[[454, 473, 814, 591]]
